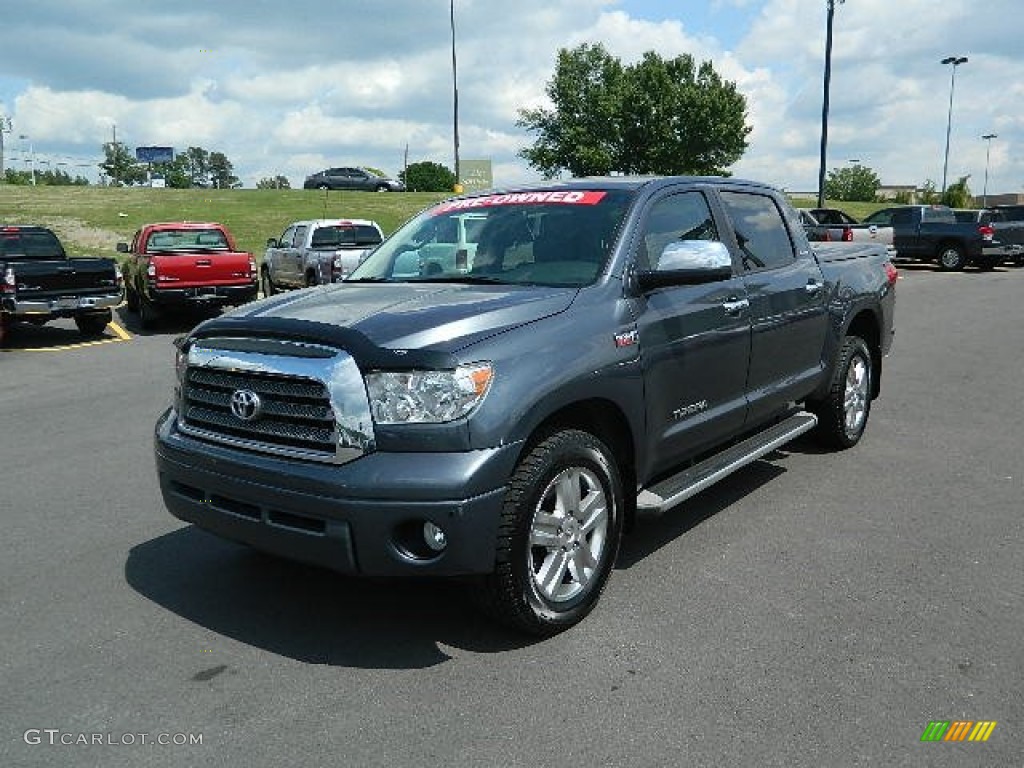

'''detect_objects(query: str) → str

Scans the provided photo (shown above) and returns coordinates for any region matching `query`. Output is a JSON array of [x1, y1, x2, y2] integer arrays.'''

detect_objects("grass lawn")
[[0, 186, 448, 259]]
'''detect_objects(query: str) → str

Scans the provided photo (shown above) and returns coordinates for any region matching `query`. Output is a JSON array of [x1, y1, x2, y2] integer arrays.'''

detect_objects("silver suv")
[[302, 167, 405, 192], [261, 219, 384, 294]]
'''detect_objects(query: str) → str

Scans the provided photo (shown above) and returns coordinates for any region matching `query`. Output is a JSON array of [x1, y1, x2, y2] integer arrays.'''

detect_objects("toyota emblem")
[[230, 389, 263, 421]]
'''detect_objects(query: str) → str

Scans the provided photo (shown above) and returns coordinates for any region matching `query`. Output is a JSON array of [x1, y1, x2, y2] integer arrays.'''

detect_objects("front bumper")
[[149, 283, 257, 307], [2, 291, 122, 318], [155, 408, 521, 577]]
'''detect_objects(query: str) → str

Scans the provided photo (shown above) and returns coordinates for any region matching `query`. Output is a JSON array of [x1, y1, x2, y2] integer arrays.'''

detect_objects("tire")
[[125, 282, 139, 312], [317, 184, 329, 191], [375, 184, 389, 192], [261, 268, 277, 297], [75, 311, 111, 337], [0, 316, 9, 347], [936, 243, 967, 271], [139, 295, 160, 330], [810, 335, 872, 450], [305, 270, 318, 287], [476, 429, 624, 636]]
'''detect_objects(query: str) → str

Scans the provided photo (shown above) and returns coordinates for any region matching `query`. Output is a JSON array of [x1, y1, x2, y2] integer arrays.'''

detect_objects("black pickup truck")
[[156, 177, 897, 635], [0, 225, 123, 345], [862, 204, 995, 270]]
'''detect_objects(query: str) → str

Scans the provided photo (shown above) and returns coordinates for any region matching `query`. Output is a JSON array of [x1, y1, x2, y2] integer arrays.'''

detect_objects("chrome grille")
[[176, 337, 375, 465], [182, 368, 336, 456]]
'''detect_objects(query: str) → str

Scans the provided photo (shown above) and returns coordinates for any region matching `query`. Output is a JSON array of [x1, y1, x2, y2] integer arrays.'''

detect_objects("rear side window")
[[922, 207, 955, 224], [0, 229, 64, 259], [718, 191, 795, 271]]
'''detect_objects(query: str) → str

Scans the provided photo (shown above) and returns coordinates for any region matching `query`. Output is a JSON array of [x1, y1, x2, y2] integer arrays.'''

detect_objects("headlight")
[[173, 337, 188, 384], [365, 363, 493, 424]]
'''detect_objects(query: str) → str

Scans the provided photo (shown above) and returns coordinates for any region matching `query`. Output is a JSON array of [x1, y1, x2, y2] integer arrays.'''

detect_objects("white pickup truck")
[[261, 218, 384, 295], [798, 207, 896, 256]]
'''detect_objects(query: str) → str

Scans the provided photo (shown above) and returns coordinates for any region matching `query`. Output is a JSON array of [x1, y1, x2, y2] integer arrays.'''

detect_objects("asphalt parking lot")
[[1, 266, 1021, 767]]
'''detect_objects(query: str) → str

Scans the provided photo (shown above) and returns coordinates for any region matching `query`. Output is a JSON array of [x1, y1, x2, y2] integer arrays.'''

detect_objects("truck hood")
[[218, 281, 577, 351]]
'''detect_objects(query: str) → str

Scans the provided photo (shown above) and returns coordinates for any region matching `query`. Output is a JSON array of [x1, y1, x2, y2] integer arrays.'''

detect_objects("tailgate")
[[152, 252, 253, 287], [6, 258, 120, 297]]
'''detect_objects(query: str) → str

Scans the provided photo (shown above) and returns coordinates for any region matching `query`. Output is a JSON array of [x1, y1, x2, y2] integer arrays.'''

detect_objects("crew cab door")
[[717, 190, 829, 425], [633, 189, 751, 477]]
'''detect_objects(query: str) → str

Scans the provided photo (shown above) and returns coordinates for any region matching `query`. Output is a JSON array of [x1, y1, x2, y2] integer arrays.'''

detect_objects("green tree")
[[918, 180, 941, 205], [824, 164, 881, 202], [182, 146, 210, 187], [399, 161, 456, 192], [256, 175, 291, 189], [518, 42, 750, 178], [942, 175, 972, 208], [99, 141, 145, 186], [151, 155, 193, 189], [209, 151, 240, 188]]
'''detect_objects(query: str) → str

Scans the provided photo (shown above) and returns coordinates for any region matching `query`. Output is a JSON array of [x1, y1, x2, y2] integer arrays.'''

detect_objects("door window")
[[719, 192, 796, 271], [637, 191, 720, 271]]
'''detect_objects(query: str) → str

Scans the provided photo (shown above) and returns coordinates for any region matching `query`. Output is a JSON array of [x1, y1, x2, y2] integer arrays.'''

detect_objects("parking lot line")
[[1, 322, 133, 353]]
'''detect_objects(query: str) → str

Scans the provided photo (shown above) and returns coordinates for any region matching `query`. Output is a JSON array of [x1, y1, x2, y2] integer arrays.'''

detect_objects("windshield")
[[347, 189, 634, 287], [146, 228, 229, 252]]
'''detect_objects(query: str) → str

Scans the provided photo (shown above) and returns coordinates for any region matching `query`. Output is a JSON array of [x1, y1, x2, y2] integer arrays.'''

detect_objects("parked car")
[[0, 225, 123, 345], [155, 176, 897, 636], [952, 209, 1024, 266], [862, 205, 997, 270], [798, 207, 896, 256], [262, 219, 384, 294], [303, 167, 405, 192], [118, 222, 258, 328]]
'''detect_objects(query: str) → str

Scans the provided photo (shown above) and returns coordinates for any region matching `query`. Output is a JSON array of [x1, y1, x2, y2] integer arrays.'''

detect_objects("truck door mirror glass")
[[116, 242, 129, 253], [266, 238, 277, 248], [637, 240, 733, 290]]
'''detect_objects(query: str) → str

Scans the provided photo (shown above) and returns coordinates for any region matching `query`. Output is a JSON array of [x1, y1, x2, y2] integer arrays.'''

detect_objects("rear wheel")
[[75, 311, 111, 337], [476, 429, 624, 636], [305, 270, 318, 287], [0, 315, 10, 347], [125, 282, 139, 312], [810, 335, 872, 450], [317, 184, 329, 191], [936, 243, 967, 271], [139, 294, 160, 330]]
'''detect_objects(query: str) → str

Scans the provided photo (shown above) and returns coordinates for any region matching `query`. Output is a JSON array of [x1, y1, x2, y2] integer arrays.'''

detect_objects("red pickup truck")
[[118, 222, 258, 328]]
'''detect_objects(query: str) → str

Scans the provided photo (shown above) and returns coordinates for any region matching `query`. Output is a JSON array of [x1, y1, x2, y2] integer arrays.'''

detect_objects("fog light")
[[423, 521, 447, 552]]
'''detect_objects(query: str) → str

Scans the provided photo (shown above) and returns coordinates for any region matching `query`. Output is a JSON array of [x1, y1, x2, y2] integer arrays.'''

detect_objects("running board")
[[636, 411, 818, 515]]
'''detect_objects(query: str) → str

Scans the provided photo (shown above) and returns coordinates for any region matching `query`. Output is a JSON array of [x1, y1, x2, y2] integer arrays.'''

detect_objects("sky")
[[0, 0, 1020, 196]]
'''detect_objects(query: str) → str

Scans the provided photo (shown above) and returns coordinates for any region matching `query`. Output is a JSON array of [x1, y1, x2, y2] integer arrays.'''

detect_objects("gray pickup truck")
[[261, 218, 384, 294], [156, 177, 897, 635]]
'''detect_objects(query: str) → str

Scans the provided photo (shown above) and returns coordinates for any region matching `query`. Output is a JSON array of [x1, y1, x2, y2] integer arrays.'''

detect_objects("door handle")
[[722, 298, 749, 315], [805, 280, 823, 295]]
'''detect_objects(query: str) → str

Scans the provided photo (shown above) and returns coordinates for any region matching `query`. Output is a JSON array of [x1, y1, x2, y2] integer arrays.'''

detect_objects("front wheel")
[[261, 268, 277, 297], [810, 335, 873, 450], [476, 430, 624, 636]]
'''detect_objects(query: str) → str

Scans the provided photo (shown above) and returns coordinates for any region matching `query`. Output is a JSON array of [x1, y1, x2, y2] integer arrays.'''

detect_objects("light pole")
[[940, 55, 968, 195], [18, 134, 35, 185], [449, 0, 461, 192], [817, 0, 844, 208], [981, 133, 997, 207], [0, 116, 11, 181]]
